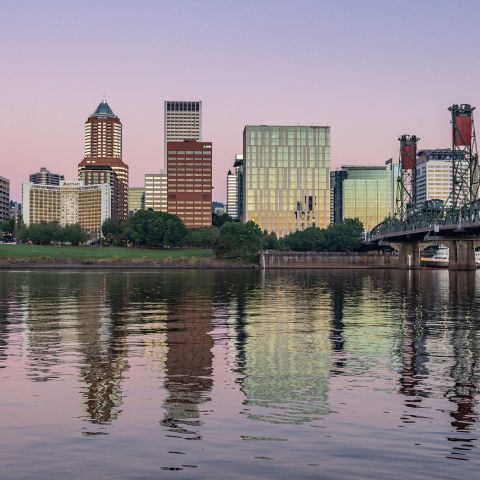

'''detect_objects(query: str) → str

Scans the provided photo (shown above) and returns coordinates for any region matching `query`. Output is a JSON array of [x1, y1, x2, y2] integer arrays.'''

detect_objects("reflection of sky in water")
[[1, 270, 480, 478]]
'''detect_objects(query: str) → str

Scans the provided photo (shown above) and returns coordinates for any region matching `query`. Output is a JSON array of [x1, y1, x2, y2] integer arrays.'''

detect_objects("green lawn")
[[0, 244, 213, 261]]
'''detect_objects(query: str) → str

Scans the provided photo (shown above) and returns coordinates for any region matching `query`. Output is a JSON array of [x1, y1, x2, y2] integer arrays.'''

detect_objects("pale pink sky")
[[1, 0, 480, 202]]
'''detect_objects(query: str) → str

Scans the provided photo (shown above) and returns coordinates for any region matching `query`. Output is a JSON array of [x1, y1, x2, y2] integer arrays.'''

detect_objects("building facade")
[[164, 101, 202, 166], [78, 100, 129, 220], [144, 171, 167, 212], [22, 181, 111, 238], [128, 187, 145, 215], [0, 176, 10, 221], [79, 165, 119, 220], [167, 140, 212, 228], [332, 165, 396, 232], [30, 167, 64, 186], [226, 169, 238, 219], [243, 126, 330, 237], [234, 155, 244, 220], [330, 170, 348, 224], [415, 149, 467, 207]]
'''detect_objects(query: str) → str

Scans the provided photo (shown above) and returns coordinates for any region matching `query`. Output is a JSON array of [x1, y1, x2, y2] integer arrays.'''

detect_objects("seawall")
[[260, 251, 398, 269]]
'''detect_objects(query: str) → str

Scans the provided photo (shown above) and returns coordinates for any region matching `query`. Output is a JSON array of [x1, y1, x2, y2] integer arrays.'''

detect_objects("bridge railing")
[[367, 203, 480, 241]]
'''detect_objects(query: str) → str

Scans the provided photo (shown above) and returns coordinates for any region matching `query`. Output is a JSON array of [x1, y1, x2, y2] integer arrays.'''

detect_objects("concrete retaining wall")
[[260, 251, 399, 269]]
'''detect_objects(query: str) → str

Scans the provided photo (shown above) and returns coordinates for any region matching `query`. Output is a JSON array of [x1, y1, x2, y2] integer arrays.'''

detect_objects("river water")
[[0, 269, 479, 479]]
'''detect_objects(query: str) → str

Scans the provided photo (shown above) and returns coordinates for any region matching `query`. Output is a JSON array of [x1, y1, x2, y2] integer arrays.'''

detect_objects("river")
[[0, 269, 479, 479]]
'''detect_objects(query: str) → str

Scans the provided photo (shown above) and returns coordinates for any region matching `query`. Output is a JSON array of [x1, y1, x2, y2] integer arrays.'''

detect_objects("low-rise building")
[[144, 171, 167, 212]]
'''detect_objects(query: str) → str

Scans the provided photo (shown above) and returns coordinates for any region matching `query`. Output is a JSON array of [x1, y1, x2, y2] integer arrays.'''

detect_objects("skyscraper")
[[164, 101, 202, 166], [0, 176, 9, 221], [30, 167, 64, 186], [78, 100, 129, 220], [234, 155, 244, 220], [226, 154, 243, 220], [243, 126, 330, 236], [167, 140, 212, 228], [226, 169, 238, 219]]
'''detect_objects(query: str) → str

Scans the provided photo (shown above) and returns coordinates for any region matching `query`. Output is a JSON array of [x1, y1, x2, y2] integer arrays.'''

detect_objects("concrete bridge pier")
[[447, 240, 477, 271], [389, 242, 423, 269]]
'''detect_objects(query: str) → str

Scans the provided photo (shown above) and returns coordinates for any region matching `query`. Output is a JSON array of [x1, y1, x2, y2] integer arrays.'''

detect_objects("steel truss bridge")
[[367, 104, 480, 270]]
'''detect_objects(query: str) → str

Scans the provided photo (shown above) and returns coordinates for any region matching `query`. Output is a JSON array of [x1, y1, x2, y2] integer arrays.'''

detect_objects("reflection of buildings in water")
[[0, 273, 12, 368], [21, 273, 71, 382], [77, 273, 129, 424], [161, 294, 214, 440], [391, 270, 480, 458], [238, 271, 332, 425], [446, 271, 479, 458], [395, 271, 429, 401]]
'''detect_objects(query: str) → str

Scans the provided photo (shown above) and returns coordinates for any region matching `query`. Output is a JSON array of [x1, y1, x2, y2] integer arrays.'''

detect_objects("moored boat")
[[421, 244, 480, 268]]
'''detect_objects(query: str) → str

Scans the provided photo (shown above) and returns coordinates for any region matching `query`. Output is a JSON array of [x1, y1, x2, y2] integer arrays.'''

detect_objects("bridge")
[[367, 104, 480, 270]]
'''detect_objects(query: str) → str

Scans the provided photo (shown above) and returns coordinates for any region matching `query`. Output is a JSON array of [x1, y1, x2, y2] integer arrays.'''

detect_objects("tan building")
[[164, 101, 202, 167], [167, 140, 212, 228], [243, 125, 330, 237], [79, 165, 119, 220], [78, 100, 129, 220], [128, 187, 145, 215], [22, 181, 111, 238], [144, 171, 167, 212]]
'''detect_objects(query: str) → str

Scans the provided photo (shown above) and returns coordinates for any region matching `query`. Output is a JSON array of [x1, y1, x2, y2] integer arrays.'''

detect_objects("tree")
[[125, 209, 188, 247], [281, 227, 326, 251], [262, 230, 278, 250], [184, 226, 220, 248], [212, 212, 234, 227], [324, 218, 364, 251], [102, 218, 125, 245], [214, 221, 263, 258], [62, 224, 88, 245]]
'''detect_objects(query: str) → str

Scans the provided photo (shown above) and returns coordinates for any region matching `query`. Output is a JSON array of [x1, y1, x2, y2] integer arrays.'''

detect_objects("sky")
[[1, 0, 480, 202]]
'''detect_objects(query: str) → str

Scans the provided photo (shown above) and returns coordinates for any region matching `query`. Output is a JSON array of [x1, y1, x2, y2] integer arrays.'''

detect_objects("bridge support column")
[[391, 241, 422, 269], [447, 240, 477, 271]]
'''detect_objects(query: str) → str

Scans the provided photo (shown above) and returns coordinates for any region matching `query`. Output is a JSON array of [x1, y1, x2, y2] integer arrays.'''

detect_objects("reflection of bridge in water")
[[368, 104, 480, 270]]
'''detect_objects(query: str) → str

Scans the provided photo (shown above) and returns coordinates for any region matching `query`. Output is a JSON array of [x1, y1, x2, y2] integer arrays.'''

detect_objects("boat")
[[421, 244, 480, 268]]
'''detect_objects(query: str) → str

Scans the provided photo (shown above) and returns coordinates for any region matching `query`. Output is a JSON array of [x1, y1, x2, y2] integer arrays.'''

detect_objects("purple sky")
[[2, 0, 480, 202]]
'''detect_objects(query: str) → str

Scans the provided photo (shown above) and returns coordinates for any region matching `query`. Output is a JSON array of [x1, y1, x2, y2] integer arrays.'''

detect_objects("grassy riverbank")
[[0, 244, 221, 267]]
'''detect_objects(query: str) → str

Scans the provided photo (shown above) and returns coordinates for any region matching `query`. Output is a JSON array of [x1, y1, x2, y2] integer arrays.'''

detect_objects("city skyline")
[[2, 0, 480, 202]]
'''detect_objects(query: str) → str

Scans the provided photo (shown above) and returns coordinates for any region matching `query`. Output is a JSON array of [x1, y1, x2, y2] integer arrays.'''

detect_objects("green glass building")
[[243, 125, 330, 237], [332, 164, 396, 232]]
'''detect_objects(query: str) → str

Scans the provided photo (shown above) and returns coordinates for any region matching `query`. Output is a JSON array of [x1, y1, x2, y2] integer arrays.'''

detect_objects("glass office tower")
[[334, 165, 395, 232], [243, 126, 330, 237]]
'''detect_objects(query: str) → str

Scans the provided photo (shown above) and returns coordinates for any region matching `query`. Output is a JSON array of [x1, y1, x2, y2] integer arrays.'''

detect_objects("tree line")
[[3, 210, 364, 258]]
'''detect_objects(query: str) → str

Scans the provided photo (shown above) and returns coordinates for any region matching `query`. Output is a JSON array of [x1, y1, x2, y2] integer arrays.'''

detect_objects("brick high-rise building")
[[78, 100, 129, 220], [167, 140, 212, 228]]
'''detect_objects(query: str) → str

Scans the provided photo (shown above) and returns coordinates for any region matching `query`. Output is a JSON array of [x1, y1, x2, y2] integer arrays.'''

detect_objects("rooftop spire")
[[91, 99, 118, 119]]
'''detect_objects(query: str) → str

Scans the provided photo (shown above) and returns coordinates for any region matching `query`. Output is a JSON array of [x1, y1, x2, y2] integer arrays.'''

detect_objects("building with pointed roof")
[[78, 99, 129, 220]]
